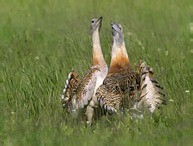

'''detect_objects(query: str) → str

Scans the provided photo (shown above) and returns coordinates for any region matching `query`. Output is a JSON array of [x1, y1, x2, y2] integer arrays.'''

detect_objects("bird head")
[[111, 22, 124, 46], [90, 17, 102, 32]]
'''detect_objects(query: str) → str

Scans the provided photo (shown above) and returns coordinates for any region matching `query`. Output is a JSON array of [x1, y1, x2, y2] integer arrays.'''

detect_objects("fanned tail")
[[138, 60, 166, 114], [132, 61, 166, 117], [61, 69, 80, 109]]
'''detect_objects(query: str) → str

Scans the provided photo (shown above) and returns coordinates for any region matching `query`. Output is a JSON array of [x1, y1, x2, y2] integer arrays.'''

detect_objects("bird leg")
[[85, 100, 95, 124]]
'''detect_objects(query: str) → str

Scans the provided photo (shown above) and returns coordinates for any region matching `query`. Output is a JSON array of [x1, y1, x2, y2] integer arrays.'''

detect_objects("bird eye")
[[91, 20, 94, 23]]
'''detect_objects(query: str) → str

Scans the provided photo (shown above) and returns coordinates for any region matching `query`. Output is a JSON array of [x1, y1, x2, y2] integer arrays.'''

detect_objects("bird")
[[61, 17, 108, 119], [130, 60, 166, 118], [94, 22, 141, 118]]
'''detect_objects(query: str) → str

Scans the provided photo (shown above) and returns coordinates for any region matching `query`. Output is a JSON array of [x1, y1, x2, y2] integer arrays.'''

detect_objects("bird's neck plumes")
[[108, 42, 134, 73], [92, 29, 106, 67]]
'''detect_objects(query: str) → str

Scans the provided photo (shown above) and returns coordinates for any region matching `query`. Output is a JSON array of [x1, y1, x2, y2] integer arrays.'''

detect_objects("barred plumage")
[[61, 17, 108, 120], [131, 60, 166, 118], [95, 23, 141, 115], [96, 72, 140, 113], [61, 69, 79, 110]]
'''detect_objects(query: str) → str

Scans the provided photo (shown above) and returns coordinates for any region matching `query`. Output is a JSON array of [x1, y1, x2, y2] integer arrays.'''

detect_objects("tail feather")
[[61, 69, 80, 109], [138, 60, 166, 114], [132, 60, 166, 117]]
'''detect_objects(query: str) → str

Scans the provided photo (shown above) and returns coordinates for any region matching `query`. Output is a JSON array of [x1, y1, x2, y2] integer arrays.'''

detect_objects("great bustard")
[[95, 22, 141, 116], [61, 17, 108, 119]]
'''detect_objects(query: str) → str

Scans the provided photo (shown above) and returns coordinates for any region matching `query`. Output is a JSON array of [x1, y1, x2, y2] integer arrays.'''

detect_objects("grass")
[[0, 0, 193, 145]]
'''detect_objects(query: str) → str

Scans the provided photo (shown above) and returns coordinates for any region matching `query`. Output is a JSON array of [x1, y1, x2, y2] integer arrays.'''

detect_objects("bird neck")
[[92, 29, 106, 67], [108, 42, 134, 73]]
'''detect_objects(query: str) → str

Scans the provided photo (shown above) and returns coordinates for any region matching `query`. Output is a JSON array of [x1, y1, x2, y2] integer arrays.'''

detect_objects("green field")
[[1, 0, 193, 145]]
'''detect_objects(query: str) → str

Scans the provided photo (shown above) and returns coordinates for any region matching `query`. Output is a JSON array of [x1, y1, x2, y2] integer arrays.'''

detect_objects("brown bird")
[[61, 17, 108, 119], [94, 22, 140, 119]]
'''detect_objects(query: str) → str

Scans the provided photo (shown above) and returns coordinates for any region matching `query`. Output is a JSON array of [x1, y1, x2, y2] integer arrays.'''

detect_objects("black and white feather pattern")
[[131, 61, 166, 117]]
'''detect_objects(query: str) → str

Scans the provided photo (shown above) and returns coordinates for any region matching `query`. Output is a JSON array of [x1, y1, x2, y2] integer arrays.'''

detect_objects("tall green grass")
[[0, 0, 193, 145]]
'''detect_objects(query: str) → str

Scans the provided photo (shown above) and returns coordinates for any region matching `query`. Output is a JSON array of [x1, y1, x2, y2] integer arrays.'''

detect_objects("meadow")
[[0, 0, 193, 145]]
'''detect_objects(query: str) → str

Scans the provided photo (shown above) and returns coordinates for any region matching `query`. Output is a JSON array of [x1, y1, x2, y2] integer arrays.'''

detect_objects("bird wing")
[[71, 67, 100, 110], [61, 69, 80, 109], [96, 72, 140, 114]]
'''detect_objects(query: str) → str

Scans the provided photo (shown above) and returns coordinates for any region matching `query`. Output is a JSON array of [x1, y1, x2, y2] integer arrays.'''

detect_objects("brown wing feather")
[[96, 72, 140, 113], [73, 67, 100, 100], [62, 69, 79, 108], [64, 67, 101, 112], [62, 67, 100, 111]]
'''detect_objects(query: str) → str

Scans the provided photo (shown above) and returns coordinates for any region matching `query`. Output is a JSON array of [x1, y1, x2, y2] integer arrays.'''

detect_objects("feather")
[[61, 69, 80, 109], [96, 71, 140, 114], [134, 60, 166, 115]]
